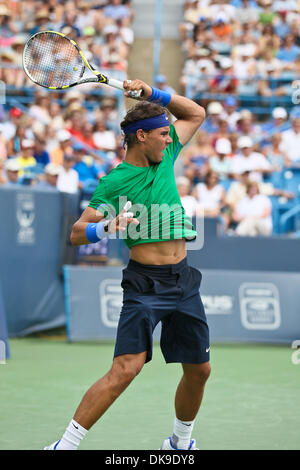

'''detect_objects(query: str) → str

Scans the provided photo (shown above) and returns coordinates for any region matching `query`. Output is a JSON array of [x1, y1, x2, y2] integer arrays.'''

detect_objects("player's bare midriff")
[[130, 238, 186, 265]]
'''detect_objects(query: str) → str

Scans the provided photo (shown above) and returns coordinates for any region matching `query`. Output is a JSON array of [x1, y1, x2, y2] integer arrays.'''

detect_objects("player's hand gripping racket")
[[23, 30, 142, 97]]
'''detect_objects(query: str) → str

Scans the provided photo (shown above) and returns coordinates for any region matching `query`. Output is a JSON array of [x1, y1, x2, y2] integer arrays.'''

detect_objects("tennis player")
[[44, 79, 210, 451]]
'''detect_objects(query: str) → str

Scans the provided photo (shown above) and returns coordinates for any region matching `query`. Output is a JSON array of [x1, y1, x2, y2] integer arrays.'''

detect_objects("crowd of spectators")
[[0, 0, 133, 193], [178, 100, 300, 236], [175, 0, 300, 236], [179, 0, 300, 101], [1, 0, 300, 241]]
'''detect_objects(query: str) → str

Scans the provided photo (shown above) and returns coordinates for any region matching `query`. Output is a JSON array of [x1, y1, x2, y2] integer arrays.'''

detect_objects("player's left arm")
[[123, 79, 206, 146], [164, 94, 206, 146]]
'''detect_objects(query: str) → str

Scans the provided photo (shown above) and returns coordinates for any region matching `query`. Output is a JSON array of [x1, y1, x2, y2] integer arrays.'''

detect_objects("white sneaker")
[[160, 437, 198, 450], [43, 440, 60, 450]]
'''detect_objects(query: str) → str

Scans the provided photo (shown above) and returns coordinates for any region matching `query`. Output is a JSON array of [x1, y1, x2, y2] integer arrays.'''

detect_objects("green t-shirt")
[[88, 124, 197, 249]]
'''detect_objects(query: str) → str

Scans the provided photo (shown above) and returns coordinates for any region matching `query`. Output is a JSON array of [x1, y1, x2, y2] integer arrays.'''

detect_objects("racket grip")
[[107, 78, 125, 91], [108, 78, 143, 98]]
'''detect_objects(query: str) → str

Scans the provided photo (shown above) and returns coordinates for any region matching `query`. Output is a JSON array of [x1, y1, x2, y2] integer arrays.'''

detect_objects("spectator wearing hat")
[[235, 109, 262, 143], [2, 108, 23, 143], [257, 62, 285, 98], [261, 107, 290, 143], [16, 140, 37, 174], [280, 115, 300, 163], [211, 117, 232, 145], [183, 130, 213, 184], [0, 5, 17, 46], [101, 24, 128, 63], [211, 15, 233, 42], [176, 176, 201, 218], [234, 0, 259, 25], [73, 143, 105, 186], [180, 46, 215, 96], [115, 17, 134, 47], [210, 57, 238, 95], [180, 0, 210, 35], [29, 9, 54, 35], [232, 43, 257, 84], [223, 96, 240, 130], [155, 75, 176, 95], [37, 163, 61, 189], [50, 130, 73, 166], [10, 36, 26, 87], [0, 50, 18, 86], [4, 158, 22, 186], [209, 1, 236, 24], [210, 138, 232, 180], [274, 10, 292, 39], [230, 136, 272, 182], [193, 170, 226, 218], [233, 181, 273, 236], [201, 101, 225, 134], [56, 154, 79, 194]]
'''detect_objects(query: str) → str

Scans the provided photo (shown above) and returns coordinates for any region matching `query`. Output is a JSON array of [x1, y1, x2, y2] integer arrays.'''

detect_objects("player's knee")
[[110, 358, 144, 390], [184, 362, 211, 386], [197, 362, 211, 385]]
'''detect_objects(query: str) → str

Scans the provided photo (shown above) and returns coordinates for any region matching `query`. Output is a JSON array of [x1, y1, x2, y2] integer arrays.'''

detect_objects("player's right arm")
[[70, 207, 105, 246], [70, 206, 139, 246]]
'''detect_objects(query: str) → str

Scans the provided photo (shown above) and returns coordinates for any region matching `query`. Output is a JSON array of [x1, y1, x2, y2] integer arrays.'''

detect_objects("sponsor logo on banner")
[[16, 193, 35, 245], [0, 340, 6, 364], [291, 340, 300, 365], [202, 295, 234, 315], [239, 283, 281, 330], [99, 279, 122, 328]]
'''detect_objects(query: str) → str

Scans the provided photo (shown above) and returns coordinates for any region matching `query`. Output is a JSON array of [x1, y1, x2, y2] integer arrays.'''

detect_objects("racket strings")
[[24, 32, 84, 87]]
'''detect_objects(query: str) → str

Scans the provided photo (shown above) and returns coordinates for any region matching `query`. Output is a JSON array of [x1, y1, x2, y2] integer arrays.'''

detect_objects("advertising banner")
[[64, 265, 300, 344]]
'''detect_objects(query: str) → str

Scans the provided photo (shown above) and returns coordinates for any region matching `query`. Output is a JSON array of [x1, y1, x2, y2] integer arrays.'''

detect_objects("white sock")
[[55, 419, 88, 450], [171, 416, 195, 450]]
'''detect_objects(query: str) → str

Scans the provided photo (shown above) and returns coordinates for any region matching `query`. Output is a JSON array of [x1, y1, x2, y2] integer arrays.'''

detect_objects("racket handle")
[[108, 78, 143, 98], [107, 77, 125, 91]]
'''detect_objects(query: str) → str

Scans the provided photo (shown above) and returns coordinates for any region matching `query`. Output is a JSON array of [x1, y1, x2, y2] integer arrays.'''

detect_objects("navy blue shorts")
[[114, 257, 210, 364]]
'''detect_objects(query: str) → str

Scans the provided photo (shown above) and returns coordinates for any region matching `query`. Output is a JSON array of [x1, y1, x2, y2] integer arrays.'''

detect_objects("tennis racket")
[[23, 30, 142, 97]]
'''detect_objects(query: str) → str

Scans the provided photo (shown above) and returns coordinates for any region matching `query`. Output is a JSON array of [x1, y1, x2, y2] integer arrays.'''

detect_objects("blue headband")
[[122, 113, 169, 135]]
